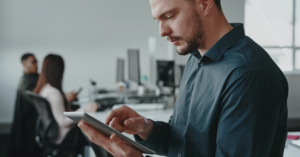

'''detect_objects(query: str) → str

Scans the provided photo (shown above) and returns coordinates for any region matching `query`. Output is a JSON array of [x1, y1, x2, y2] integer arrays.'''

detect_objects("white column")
[[149, 37, 157, 86]]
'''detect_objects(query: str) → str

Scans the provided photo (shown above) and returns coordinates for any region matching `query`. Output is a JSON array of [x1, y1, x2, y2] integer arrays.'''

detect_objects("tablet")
[[64, 112, 156, 154]]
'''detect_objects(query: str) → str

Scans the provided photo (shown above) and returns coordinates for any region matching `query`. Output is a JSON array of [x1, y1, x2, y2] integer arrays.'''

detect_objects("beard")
[[172, 8, 203, 56]]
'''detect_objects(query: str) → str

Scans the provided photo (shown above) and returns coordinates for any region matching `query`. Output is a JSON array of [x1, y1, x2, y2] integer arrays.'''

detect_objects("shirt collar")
[[191, 23, 245, 62], [190, 50, 202, 59]]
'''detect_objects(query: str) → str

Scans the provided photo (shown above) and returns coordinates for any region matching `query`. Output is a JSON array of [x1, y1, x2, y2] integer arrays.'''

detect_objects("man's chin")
[[176, 46, 190, 56]]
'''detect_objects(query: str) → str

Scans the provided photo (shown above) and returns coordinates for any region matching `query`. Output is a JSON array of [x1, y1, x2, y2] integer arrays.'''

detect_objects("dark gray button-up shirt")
[[135, 23, 288, 157]]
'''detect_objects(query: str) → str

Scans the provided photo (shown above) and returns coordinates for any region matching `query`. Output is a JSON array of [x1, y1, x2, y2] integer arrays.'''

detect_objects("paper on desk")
[[291, 140, 300, 148]]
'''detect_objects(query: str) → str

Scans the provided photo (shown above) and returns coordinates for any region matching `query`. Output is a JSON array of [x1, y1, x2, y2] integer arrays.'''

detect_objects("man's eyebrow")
[[153, 7, 179, 20]]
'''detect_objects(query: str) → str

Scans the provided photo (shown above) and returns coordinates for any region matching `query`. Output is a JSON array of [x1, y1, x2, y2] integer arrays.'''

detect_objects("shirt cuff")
[[134, 119, 159, 146]]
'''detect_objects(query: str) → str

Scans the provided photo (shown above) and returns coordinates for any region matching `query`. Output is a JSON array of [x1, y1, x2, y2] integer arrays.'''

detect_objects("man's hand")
[[65, 92, 78, 102], [78, 121, 143, 157], [105, 105, 153, 140]]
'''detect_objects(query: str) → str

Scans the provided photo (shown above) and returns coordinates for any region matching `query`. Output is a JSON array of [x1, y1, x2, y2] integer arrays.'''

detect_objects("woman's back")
[[39, 83, 79, 144]]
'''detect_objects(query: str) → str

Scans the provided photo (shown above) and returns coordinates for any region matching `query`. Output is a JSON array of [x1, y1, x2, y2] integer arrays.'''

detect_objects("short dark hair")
[[186, 0, 222, 11], [21, 53, 35, 62]]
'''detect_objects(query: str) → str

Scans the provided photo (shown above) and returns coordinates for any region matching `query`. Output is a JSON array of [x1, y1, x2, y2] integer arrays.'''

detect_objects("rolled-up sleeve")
[[216, 71, 287, 157]]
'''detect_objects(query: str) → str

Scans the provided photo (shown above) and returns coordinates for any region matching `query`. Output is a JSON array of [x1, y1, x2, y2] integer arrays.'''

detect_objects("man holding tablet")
[[78, 0, 288, 156]]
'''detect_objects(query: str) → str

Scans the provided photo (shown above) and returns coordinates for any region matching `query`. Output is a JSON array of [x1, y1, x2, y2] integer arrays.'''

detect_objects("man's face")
[[23, 56, 38, 74], [150, 0, 203, 55]]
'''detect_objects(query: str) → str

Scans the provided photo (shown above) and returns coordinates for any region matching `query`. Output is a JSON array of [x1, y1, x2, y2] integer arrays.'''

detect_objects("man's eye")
[[166, 15, 174, 19]]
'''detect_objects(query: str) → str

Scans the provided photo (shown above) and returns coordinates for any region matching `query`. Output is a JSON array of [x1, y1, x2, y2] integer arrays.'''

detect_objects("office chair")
[[25, 91, 86, 157]]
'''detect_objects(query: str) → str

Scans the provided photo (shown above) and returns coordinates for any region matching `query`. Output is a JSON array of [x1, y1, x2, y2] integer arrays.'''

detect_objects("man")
[[18, 53, 39, 93], [79, 0, 288, 156], [9, 53, 42, 157], [9, 53, 79, 157]]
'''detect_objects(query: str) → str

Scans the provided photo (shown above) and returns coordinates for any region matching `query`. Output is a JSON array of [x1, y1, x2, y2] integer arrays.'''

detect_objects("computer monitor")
[[156, 60, 175, 87], [116, 58, 125, 83], [128, 49, 140, 84]]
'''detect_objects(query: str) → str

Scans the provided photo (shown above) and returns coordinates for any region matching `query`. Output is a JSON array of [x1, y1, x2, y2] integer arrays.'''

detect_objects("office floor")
[[0, 134, 10, 157]]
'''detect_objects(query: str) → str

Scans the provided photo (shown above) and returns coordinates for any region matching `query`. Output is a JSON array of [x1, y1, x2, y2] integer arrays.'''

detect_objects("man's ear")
[[22, 61, 26, 67], [198, 0, 213, 16]]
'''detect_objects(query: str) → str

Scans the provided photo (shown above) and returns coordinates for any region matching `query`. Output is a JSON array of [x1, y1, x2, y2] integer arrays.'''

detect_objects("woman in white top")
[[33, 54, 98, 146]]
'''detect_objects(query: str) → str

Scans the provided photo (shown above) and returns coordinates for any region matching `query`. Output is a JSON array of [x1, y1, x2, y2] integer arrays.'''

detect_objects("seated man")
[[9, 53, 42, 157]]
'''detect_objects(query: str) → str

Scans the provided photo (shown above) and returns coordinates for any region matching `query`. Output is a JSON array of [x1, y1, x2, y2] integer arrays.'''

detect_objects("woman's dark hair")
[[33, 54, 69, 111]]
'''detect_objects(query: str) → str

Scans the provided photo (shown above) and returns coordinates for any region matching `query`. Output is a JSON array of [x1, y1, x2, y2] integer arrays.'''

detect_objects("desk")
[[88, 109, 300, 157], [285, 132, 300, 157]]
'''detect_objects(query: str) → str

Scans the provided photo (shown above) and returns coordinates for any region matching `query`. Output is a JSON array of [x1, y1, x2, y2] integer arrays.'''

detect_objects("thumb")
[[110, 133, 122, 145]]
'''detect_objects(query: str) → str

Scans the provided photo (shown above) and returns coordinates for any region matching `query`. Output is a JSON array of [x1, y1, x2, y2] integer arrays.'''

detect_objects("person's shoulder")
[[40, 84, 62, 98], [17, 77, 25, 90], [229, 36, 272, 64], [223, 36, 279, 72], [222, 36, 287, 87]]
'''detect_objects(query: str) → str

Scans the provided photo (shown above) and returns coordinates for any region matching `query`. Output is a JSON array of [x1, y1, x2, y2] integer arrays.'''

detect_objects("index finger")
[[105, 105, 128, 125]]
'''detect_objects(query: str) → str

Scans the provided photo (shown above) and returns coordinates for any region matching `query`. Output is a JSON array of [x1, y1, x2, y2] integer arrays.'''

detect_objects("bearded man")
[[79, 0, 288, 156]]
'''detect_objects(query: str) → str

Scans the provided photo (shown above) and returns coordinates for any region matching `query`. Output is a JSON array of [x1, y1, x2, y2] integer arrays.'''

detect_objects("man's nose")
[[159, 22, 171, 37]]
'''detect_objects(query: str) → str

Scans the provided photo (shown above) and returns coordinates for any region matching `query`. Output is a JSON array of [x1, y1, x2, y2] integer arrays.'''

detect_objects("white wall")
[[222, 0, 245, 23], [0, 0, 245, 123]]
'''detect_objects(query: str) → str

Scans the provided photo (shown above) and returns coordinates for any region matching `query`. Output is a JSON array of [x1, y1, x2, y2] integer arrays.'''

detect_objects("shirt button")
[[199, 62, 205, 66], [178, 153, 182, 157]]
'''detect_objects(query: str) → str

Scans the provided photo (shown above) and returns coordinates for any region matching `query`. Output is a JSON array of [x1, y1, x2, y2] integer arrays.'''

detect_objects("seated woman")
[[33, 54, 98, 152]]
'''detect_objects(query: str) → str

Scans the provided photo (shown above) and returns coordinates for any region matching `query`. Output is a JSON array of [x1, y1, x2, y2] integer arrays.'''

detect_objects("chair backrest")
[[25, 90, 59, 147]]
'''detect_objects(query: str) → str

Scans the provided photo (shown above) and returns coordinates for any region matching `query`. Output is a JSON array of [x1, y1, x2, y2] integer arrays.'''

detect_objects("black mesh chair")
[[25, 90, 113, 157], [25, 90, 86, 157]]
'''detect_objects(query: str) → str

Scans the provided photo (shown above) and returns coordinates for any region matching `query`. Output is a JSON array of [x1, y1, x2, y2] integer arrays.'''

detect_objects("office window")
[[296, 0, 300, 46], [245, 0, 299, 72], [296, 50, 300, 69]]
